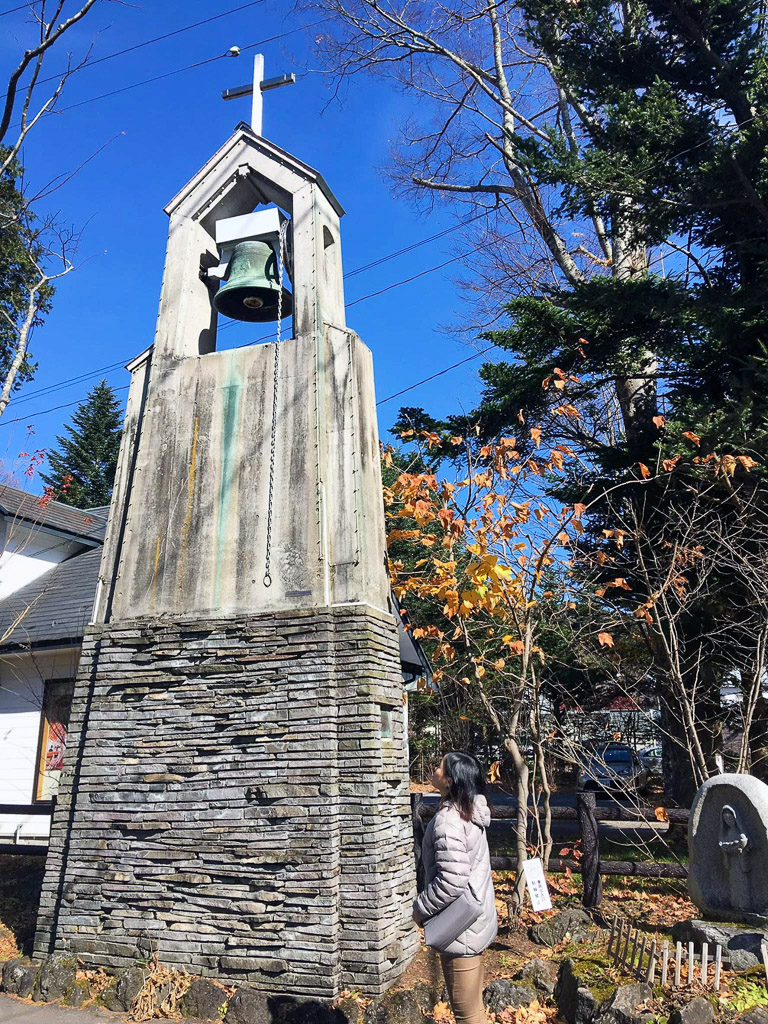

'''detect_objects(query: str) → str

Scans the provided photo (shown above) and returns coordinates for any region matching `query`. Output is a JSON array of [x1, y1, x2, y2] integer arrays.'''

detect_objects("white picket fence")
[[607, 915, 740, 991]]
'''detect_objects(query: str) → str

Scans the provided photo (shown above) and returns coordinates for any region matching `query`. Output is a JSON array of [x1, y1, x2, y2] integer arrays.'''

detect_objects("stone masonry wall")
[[35, 605, 418, 998]]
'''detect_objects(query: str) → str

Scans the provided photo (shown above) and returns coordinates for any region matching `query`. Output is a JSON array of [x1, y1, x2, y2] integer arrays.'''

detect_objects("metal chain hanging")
[[263, 218, 288, 588]]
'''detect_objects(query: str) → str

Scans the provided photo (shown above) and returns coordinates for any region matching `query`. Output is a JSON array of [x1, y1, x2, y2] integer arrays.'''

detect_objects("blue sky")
[[0, 0, 494, 480]]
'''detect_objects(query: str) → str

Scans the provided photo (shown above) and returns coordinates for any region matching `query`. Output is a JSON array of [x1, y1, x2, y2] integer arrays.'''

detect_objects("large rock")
[[270, 995, 348, 1024], [365, 989, 423, 1024], [672, 919, 768, 971], [513, 959, 559, 996], [101, 983, 123, 1013], [688, 774, 768, 923], [225, 987, 272, 1024], [410, 981, 447, 1012], [33, 953, 77, 1002], [483, 981, 537, 1013], [63, 980, 92, 1007], [531, 909, 597, 947], [101, 964, 148, 1012], [597, 984, 653, 1024], [335, 994, 367, 1024], [1, 958, 39, 997], [738, 1010, 768, 1024], [554, 960, 600, 1024], [669, 997, 715, 1024], [181, 978, 229, 1020]]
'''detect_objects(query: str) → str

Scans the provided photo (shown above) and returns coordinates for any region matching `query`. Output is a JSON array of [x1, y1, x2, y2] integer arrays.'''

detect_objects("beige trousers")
[[440, 954, 486, 1024]]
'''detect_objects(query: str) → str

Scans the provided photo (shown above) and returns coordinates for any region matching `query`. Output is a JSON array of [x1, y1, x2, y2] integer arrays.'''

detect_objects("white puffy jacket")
[[413, 794, 498, 956]]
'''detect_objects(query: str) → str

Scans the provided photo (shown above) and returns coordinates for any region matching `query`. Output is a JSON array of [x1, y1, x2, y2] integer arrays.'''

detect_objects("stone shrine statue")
[[689, 774, 768, 924], [718, 804, 752, 911]]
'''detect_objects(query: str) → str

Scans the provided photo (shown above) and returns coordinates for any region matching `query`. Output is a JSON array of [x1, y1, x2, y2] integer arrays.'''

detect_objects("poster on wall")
[[36, 680, 74, 802]]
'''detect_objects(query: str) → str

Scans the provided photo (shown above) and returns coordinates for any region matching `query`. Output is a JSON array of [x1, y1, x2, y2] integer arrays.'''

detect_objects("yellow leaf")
[[655, 806, 670, 823], [598, 632, 614, 648], [494, 658, 506, 671], [488, 761, 501, 783]]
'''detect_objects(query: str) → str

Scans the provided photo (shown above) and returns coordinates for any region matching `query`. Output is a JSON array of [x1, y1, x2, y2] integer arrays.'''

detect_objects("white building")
[[0, 486, 106, 845]]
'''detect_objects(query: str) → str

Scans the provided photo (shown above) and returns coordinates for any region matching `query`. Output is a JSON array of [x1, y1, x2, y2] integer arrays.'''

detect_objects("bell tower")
[[34, 122, 418, 997]]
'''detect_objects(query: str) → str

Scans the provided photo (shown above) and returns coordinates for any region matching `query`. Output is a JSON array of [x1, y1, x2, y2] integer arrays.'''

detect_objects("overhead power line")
[[8, 215, 486, 408], [0, 385, 130, 428], [1, 241, 495, 427], [6, 359, 127, 408], [347, 246, 483, 308], [43, 20, 331, 119], [376, 346, 495, 407], [219, 213, 487, 334], [1, 0, 267, 96]]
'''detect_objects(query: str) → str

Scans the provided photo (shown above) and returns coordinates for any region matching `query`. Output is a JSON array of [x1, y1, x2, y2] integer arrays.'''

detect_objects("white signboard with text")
[[522, 857, 553, 912]]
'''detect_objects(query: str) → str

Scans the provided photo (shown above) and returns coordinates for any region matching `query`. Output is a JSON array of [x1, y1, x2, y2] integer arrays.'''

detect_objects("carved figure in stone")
[[689, 774, 768, 924], [719, 804, 752, 912]]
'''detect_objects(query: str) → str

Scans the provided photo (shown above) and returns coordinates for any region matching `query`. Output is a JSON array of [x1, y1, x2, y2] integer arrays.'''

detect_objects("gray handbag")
[[423, 873, 484, 951]]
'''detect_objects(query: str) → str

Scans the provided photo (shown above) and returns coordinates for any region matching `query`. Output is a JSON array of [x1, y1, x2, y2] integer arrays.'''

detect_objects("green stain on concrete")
[[214, 354, 243, 609]]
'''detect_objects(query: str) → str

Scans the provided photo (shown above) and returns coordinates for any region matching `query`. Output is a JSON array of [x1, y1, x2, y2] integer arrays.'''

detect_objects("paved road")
[[0, 996, 126, 1022]]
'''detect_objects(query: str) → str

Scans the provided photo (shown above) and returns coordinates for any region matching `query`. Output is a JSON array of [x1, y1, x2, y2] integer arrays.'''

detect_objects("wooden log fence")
[[414, 798, 690, 826]]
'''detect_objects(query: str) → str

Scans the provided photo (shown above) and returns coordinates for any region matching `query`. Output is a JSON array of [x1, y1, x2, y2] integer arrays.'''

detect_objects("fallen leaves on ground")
[[432, 1000, 455, 1022], [601, 881, 695, 929], [0, 926, 19, 961], [493, 999, 559, 1024], [128, 956, 194, 1022]]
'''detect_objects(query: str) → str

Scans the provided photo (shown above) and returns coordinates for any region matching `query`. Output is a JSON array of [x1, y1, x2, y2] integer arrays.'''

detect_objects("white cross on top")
[[222, 54, 296, 137]]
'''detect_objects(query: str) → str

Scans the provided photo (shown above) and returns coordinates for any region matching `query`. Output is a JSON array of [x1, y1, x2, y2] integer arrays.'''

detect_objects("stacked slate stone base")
[[34, 605, 418, 998]]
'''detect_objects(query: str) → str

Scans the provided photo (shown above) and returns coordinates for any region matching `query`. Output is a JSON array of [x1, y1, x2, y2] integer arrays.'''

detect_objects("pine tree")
[[40, 380, 123, 509]]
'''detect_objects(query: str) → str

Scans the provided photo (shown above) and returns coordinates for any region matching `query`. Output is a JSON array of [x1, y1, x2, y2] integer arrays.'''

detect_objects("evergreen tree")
[[40, 380, 123, 508]]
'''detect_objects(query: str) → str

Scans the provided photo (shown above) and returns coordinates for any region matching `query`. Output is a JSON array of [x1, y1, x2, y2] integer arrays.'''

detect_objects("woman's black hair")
[[442, 751, 487, 822]]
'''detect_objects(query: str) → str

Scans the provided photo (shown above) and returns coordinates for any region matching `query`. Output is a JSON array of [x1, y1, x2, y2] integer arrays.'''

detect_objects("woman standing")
[[412, 752, 497, 1024]]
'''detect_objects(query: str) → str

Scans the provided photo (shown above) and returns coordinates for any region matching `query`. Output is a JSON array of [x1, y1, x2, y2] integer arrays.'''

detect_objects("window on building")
[[34, 680, 74, 803]]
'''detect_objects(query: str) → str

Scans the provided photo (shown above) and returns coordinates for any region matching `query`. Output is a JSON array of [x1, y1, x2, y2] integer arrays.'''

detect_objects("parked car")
[[638, 744, 663, 777], [576, 742, 650, 794]]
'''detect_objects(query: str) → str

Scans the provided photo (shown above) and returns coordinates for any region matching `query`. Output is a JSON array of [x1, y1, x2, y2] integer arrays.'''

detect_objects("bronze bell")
[[213, 239, 293, 323]]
